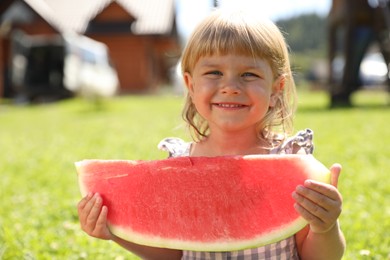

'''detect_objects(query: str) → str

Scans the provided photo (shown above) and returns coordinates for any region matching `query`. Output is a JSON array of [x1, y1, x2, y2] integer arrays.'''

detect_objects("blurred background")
[[1, 0, 388, 106], [1, 1, 389, 259]]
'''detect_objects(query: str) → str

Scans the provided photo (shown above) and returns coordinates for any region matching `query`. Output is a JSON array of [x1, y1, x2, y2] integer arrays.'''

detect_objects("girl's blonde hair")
[[181, 10, 297, 145]]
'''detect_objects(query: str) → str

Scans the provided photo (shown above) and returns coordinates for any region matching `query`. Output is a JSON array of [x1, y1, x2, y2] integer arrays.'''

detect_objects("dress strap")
[[158, 129, 314, 157], [157, 137, 191, 157], [271, 128, 314, 155]]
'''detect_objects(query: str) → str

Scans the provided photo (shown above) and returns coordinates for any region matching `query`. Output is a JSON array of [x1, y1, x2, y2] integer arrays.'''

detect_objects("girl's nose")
[[220, 78, 241, 95]]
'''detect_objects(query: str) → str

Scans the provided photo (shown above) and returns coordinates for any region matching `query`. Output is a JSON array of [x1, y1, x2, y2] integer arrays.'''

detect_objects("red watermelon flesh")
[[75, 154, 330, 251]]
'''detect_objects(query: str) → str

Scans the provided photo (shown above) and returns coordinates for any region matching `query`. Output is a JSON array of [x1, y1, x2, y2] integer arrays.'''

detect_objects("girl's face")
[[184, 54, 283, 135]]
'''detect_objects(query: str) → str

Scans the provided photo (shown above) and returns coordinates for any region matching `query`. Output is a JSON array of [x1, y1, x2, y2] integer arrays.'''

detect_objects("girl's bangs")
[[201, 27, 258, 57]]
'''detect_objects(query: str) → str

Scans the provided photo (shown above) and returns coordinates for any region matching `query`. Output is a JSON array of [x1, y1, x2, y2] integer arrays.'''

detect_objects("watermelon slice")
[[75, 154, 330, 251]]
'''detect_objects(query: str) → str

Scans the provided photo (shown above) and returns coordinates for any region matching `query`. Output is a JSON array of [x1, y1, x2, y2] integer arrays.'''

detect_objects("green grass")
[[0, 90, 389, 259]]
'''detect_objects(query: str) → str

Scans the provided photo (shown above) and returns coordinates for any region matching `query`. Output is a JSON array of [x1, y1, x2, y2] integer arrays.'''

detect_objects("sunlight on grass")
[[1, 90, 389, 259], [296, 90, 390, 259]]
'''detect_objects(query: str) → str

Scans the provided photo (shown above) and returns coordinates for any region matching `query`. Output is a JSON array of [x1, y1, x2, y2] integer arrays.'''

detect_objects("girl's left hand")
[[292, 164, 343, 233]]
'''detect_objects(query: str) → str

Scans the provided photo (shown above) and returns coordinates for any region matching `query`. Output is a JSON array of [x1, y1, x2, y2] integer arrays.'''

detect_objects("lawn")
[[0, 90, 389, 259]]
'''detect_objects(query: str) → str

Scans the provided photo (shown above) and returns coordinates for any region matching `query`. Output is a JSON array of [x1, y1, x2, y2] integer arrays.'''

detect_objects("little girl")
[[77, 10, 346, 259]]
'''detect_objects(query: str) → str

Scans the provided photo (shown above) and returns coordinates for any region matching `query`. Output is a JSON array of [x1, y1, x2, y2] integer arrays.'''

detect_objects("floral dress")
[[158, 129, 314, 260]]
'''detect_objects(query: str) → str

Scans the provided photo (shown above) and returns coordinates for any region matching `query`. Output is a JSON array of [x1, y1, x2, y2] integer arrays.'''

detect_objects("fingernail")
[[95, 195, 102, 204], [304, 180, 313, 185]]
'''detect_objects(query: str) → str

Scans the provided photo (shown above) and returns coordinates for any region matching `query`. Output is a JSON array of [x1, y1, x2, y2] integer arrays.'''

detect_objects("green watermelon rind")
[[105, 155, 329, 251], [109, 217, 307, 251], [76, 154, 331, 252]]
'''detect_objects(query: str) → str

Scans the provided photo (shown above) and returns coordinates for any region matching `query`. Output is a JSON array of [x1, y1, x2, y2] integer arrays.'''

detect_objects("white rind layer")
[[109, 217, 307, 251]]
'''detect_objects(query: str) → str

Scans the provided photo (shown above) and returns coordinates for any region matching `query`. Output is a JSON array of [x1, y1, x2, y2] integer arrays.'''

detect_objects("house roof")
[[14, 0, 175, 34]]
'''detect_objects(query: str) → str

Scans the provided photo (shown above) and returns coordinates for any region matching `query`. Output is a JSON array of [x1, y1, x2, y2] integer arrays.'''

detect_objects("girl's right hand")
[[78, 193, 183, 260], [77, 193, 114, 240]]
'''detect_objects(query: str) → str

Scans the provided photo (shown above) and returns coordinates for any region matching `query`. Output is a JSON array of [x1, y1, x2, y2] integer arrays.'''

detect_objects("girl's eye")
[[206, 71, 222, 76], [242, 72, 259, 78]]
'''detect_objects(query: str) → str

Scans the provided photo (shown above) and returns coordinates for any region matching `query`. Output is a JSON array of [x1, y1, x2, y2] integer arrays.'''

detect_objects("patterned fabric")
[[182, 235, 299, 260], [157, 129, 315, 260], [270, 129, 314, 155]]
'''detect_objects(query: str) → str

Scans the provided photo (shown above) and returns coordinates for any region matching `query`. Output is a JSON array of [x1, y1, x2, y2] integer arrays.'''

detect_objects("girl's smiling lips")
[[212, 102, 249, 109]]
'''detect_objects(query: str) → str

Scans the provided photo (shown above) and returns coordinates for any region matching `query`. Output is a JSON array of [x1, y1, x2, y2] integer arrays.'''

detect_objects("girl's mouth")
[[213, 103, 247, 108]]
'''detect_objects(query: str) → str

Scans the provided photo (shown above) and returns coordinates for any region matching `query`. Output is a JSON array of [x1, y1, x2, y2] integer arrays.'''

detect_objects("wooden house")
[[0, 0, 180, 98]]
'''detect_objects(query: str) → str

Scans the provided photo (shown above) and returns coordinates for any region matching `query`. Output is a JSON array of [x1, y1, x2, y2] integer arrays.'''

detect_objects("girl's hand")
[[292, 164, 343, 233], [77, 193, 114, 240]]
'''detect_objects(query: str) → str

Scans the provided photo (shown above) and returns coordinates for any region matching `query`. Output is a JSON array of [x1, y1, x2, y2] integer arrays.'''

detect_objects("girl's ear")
[[269, 75, 285, 107], [183, 72, 194, 95]]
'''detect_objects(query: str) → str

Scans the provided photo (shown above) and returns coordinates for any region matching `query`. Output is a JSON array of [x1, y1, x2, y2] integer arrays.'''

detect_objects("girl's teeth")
[[219, 104, 242, 108]]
